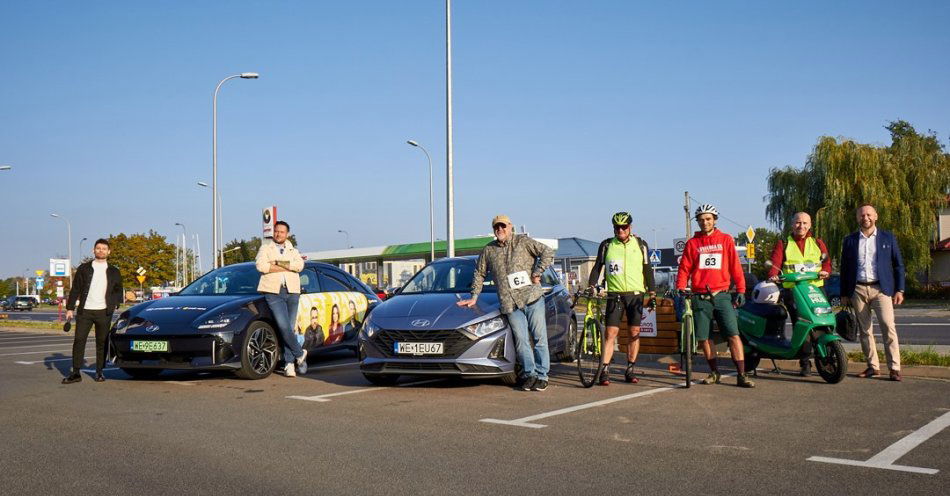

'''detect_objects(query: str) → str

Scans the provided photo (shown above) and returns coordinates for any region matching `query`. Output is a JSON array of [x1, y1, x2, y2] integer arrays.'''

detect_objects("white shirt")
[[84, 260, 109, 310], [857, 228, 878, 283], [277, 243, 287, 287]]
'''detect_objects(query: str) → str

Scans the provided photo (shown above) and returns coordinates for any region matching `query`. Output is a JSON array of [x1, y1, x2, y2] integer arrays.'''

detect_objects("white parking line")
[[1, 347, 92, 357], [0, 338, 74, 346], [480, 384, 688, 429], [15, 356, 95, 365], [808, 410, 950, 475], [0, 335, 69, 340], [0, 343, 84, 350], [287, 378, 444, 403]]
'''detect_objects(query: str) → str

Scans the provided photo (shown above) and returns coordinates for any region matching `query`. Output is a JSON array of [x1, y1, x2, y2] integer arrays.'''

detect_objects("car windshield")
[[179, 265, 262, 296], [400, 260, 496, 294]]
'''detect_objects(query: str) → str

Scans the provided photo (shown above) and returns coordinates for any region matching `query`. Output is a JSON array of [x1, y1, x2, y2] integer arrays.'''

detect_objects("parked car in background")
[[824, 274, 841, 307], [9, 296, 36, 311]]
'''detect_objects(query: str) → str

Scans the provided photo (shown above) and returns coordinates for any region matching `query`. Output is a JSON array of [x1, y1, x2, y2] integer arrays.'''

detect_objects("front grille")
[[384, 362, 459, 372], [372, 329, 474, 358]]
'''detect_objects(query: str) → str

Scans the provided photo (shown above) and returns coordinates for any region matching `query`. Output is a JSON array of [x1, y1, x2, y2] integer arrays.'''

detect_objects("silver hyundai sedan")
[[358, 256, 577, 386]]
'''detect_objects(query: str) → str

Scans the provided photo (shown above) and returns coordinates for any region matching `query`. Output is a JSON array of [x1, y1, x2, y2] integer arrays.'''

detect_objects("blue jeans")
[[506, 297, 550, 381], [264, 286, 302, 364]]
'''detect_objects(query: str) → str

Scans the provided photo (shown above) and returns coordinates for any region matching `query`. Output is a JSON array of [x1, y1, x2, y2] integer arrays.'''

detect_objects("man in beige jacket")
[[256, 221, 308, 377]]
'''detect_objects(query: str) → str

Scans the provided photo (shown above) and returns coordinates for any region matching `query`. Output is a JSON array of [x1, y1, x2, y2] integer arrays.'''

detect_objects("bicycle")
[[678, 289, 695, 388], [573, 288, 609, 388]]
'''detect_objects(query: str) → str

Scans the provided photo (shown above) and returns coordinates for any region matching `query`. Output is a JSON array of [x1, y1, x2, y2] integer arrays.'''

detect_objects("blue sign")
[[649, 249, 662, 265], [35, 277, 45, 290]]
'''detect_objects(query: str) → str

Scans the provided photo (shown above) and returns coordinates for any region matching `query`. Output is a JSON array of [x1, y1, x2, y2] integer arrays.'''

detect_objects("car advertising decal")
[[294, 292, 368, 349]]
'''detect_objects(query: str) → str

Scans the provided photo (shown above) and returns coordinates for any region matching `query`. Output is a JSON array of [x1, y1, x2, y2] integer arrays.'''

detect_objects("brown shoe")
[[857, 367, 880, 378], [890, 371, 902, 382]]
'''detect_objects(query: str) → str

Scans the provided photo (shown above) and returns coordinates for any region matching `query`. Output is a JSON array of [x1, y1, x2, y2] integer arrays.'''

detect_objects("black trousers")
[[72, 309, 111, 373]]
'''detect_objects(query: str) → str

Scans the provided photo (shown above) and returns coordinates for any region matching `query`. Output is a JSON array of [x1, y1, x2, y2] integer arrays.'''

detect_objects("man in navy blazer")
[[840, 205, 905, 381]]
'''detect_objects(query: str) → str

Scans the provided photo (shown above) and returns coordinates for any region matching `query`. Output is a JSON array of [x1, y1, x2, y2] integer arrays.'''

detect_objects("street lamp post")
[[50, 213, 72, 287], [198, 181, 224, 269], [0, 165, 12, 171], [407, 140, 435, 261], [175, 222, 188, 284], [79, 237, 88, 261], [212, 72, 258, 270], [338, 230, 352, 249], [445, 0, 455, 257]]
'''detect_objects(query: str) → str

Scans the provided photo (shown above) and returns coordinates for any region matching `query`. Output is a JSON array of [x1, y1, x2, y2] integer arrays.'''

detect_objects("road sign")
[[746, 226, 756, 243], [35, 277, 44, 290], [35, 270, 45, 277], [50, 259, 69, 277], [673, 238, 687, 255], [746, 243, 755, 258], [56, 287, 64, 298], [136, 275, 146, 284], [136, 267, 146, 276], [649, 249, 662, 265]]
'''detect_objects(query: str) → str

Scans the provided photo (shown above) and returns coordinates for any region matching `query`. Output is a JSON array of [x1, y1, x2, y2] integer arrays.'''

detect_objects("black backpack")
[[836, 305, 858, 342]]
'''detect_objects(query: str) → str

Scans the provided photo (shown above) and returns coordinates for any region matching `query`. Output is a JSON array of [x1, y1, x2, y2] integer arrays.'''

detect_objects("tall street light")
[[0, 165, 12, 171], [338, 230, 351, 249], [445, 0, 455, 257], [212, 72, 259, 269], [175, 222, 188, 284], [50, 213, 72, 287], [407, 140, 435, 261], [198, 181, 223, 269], [79, 237, 88, 262]]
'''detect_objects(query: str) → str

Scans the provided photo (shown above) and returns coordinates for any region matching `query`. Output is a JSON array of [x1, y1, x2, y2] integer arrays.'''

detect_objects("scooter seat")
[[742, 301, 788, 320]]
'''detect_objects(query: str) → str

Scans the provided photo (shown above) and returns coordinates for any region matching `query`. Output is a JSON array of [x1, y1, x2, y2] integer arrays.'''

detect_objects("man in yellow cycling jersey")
[[588, 212, 655, 385]]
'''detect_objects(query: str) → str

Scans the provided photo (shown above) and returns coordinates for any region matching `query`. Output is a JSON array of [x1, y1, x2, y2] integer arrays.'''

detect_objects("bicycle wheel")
[[682, 314, 693, 388], [576, 318, 603, 388]]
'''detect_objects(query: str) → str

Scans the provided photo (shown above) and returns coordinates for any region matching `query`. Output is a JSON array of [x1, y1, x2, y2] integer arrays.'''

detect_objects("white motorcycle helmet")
[[752, 281, 781, 304]]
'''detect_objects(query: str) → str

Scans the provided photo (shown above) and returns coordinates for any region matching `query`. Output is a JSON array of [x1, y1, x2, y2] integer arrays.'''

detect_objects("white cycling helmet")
[[752, 281, 781, 305], [694, 204, 719, 219]]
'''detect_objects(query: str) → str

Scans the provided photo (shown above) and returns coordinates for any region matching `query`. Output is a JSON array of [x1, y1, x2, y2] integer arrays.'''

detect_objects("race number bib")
[[507, 271, 532, 289], [607, 260, 624, 275], [698, 253, 722, 270], [793, 263, 817, 273]]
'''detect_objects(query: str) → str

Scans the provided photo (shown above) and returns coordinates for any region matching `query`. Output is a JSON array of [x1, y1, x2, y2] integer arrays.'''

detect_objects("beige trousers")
[[852, 283, 900, 372]]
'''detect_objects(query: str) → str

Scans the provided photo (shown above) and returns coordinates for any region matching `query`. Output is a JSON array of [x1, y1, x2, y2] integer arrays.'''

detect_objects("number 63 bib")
[[698, 253, 722, 270]]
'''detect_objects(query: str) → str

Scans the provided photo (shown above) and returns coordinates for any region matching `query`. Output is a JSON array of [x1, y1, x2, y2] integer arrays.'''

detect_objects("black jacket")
[[66, 261, 123, 314]]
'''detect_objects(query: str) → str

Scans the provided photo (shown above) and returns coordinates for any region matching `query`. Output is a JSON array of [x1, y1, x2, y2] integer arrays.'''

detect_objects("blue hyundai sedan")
[[358, 256, 577, 385]]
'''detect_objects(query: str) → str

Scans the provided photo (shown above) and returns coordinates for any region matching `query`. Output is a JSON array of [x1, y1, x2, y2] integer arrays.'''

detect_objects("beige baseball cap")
[[491, 214, 512, 227]]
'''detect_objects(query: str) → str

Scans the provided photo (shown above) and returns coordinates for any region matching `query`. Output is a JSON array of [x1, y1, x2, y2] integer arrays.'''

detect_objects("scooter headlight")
[[814, 307, 833, 315]]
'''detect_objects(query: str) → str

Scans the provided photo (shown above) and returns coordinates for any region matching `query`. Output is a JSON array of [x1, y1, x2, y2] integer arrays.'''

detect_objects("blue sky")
[[2, 1, 948, 279]]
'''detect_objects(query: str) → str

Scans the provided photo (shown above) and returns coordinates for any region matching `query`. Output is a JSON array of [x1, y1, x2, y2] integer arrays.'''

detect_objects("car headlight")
[[113, 318, 129, 334], [814, 307, 833, 315], [197, 313, 242, 330], [463, 316, 506, 338], [360, 318, 379, 340]]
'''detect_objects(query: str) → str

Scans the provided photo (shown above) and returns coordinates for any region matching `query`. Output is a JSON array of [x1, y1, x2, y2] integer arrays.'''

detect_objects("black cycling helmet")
[[612, 212, 632, 227]]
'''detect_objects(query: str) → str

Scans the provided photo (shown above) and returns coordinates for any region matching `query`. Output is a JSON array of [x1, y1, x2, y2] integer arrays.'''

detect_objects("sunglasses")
[[614, 225, 631, 231], [493, 223, 509, 231]]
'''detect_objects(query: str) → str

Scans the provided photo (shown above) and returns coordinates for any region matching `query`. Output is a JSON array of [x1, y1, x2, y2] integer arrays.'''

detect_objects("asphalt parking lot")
[[1, 328, 947, 495]]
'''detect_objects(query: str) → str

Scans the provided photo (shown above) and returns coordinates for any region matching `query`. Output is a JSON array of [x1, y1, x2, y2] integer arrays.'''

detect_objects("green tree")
[[107, 231, 177, 288], [735, 228, 782, 280], [765, 120, 950, 279]]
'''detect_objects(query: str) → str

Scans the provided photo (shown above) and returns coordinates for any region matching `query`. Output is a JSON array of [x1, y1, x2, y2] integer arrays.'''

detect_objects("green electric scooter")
[[736, 261, 847, 384]]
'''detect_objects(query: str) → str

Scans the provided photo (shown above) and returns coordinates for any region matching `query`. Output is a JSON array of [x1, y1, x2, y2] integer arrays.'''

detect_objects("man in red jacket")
[[676, 204, 753, 388]]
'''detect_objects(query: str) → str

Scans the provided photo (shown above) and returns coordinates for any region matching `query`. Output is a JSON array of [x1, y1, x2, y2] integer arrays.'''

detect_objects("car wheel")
[[235, 321, 279, 380], [363, 373, 399, 386], [121, 367, 163, 379], [561, 318, 578, 362], [829, 296, 841, 307]]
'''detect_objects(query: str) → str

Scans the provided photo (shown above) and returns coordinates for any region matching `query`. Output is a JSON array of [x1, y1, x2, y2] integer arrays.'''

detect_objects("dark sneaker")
[[519, 376, 537, 391], [857, 367, 880, 378], [94, 373, 105, 382], [597, 364, 611, 386], [799, 360, 811, 377], [62, 374, 82, 385], [624, 363, 639, 384], [890, 371, 902, 382], [532, 379, 548, 392], [700, 371, 721, 385], [737, 374, 756, 388]]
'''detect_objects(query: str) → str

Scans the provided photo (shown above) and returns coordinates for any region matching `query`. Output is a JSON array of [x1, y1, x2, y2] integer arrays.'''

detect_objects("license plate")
[[131, 340, 169, 352], [395, 342, 443, 355]]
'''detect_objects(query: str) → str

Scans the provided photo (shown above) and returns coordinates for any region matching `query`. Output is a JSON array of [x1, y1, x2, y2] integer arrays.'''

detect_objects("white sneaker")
[[284, 363, 296, 377], [296, 349, 308, 375]]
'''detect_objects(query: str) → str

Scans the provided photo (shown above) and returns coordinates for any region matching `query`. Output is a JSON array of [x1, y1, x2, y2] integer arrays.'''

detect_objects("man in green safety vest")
[[767, 211, 832, 376], [588, 212, 655, 385]]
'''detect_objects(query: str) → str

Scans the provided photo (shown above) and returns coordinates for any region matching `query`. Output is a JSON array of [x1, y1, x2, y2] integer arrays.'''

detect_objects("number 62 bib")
[[507, 270, 532, 289]]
